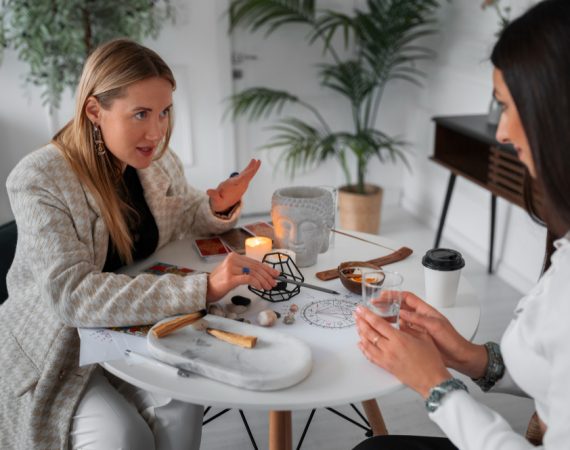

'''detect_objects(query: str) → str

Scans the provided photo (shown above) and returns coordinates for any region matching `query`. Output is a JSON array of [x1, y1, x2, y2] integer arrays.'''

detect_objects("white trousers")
[[69, 369, 203, 450]]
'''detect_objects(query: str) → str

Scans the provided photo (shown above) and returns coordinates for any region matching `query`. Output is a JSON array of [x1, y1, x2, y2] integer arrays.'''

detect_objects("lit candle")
[[245, 237, 272, 261]]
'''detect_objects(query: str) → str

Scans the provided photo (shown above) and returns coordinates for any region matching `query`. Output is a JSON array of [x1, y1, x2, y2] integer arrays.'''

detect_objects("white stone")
[[257, 309, 278, 327]]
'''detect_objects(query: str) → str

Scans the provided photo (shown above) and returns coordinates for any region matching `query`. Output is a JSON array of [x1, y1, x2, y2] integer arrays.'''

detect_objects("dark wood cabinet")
[[431, 115, 540, 273]]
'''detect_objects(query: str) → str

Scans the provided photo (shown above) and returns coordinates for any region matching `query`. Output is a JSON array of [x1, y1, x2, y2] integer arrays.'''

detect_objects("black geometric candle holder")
[[248, 251, 304, 302]]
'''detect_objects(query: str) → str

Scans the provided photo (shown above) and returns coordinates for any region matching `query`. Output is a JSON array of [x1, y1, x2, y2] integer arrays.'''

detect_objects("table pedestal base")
[[361, 399, 388, 435], [270, 410, 292, 450], [268, 399, 387, 450]]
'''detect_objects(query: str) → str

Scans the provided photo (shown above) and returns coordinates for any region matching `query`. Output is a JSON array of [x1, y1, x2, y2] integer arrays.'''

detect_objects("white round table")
[[104, 230, 480, 449]]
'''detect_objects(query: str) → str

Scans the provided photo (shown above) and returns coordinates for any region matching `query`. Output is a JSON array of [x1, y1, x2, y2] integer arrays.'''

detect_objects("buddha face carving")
[[271, 187, 334, 267]]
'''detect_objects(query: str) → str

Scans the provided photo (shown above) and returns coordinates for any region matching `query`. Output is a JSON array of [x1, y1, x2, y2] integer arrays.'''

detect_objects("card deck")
[[194, 237, 229, 258], [242, 221, 274, 240], [219, 228, 253, 255]]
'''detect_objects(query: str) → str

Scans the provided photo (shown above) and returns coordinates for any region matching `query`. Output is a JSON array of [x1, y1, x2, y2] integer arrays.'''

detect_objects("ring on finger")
[[242, 267, 250, 275]]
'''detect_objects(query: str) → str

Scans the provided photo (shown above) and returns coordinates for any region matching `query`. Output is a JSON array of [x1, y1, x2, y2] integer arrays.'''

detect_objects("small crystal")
[[283, 313, 295, 325]]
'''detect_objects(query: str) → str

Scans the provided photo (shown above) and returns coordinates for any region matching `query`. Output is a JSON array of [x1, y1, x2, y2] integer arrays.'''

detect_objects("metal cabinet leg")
[[434, 173, 457, 248], [489, 194, 496, 274]]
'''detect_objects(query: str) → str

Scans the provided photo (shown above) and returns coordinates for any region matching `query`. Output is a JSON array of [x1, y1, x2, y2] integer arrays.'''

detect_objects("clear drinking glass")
[[361, 270, 404, 328]]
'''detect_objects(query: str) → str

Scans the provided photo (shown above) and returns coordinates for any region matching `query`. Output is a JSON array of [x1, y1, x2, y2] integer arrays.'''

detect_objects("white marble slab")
[[147, 315, 312, 391]]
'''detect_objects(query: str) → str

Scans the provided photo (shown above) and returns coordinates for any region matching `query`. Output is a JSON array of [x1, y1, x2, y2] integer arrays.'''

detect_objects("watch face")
[[301, 298, 358, 329]]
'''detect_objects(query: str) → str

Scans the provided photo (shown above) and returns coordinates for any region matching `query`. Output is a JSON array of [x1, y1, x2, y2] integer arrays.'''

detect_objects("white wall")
[[0, 0, 235, 223], [380, 0, 546, 292]]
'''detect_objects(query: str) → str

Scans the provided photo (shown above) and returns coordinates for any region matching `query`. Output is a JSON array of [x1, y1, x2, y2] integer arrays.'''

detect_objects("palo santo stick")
[[152, 309, 207, 338], [206, 328, 257, 349]]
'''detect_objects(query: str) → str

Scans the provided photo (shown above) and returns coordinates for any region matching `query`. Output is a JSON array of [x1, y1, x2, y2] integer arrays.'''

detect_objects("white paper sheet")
[[78, 327, 149, 366]]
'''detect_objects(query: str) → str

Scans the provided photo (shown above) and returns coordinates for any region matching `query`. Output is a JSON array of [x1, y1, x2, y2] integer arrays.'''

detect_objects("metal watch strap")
[[425, 378, 468, 413], [472, 342, 505, 392]]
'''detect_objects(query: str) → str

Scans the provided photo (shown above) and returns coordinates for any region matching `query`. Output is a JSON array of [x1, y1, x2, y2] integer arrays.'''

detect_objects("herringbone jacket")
[[0, 145, 238, 449]]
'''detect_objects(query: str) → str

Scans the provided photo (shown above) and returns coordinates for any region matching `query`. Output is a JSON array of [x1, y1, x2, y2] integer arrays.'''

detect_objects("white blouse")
[[430, 235, 570, 449]]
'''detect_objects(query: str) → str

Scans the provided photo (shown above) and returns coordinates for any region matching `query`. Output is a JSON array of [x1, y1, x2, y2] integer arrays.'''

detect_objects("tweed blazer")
[[0, 145, 239, 449]]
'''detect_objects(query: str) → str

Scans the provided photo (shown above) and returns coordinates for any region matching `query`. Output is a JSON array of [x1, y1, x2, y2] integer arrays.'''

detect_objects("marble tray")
[[147, 315, 312, 391]]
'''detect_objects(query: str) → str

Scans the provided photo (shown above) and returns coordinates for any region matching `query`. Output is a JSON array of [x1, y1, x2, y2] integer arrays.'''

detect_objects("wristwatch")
[[425, 378, 468, 413], [472, 341, 505, 391]]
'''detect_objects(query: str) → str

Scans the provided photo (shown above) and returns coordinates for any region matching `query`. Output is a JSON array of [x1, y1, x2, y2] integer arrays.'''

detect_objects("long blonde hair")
[[53, 38, 176, 264]]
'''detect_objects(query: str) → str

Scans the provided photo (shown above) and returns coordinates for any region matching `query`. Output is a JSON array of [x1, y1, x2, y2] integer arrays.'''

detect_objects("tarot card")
[[194, 237, 229, 258], [219, 228, 253, 255], [242, 221, 274, 240], [144, 262, 196, 277]]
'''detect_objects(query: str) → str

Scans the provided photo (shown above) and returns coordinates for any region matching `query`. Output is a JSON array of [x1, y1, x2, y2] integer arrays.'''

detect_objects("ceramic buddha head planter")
[[271, 186, 334, 267]]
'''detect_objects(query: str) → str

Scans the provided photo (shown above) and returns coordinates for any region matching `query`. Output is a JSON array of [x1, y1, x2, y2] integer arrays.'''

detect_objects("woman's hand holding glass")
[[398, 292, 488, 379], [206, 252, 279, 303], [355, 291, 491, 396], [355, 305, 451, 398], [207, 159, 261, 213]]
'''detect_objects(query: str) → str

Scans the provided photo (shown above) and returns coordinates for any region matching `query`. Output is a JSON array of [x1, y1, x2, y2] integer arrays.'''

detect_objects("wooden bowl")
[[337, 261, 381, 294]]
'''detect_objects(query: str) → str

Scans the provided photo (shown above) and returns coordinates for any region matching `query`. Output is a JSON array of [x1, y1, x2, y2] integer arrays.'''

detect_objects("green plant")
[[0, 0, 174, 111], [227, 0, 442, 194]]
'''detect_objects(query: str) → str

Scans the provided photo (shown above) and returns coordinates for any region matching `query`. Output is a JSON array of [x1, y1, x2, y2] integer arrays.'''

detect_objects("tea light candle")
[[265, 248, 296, 264], [245, 236, 272, 261]]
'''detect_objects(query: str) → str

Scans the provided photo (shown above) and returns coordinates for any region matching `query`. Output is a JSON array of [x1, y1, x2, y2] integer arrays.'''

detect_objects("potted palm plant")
[[228, 0, 441, 233]]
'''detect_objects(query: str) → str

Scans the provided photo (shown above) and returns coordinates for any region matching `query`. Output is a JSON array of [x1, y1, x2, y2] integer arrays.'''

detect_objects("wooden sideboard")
[[431, 114, 541, 273]]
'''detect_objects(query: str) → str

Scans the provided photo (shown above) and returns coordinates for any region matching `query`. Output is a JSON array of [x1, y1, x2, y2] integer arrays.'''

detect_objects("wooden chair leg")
[[269, 410, 292, 450], [361, 399, 388, 436]]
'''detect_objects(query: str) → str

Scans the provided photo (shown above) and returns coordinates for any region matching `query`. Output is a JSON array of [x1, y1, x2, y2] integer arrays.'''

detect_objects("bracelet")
[[425, 378, 468, 413], [212, 201, 240, 219], [472, 342, 505, 392]]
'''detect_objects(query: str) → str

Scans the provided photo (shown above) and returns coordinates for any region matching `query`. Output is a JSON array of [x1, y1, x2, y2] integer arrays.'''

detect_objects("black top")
[[103, 166, 159, 272]]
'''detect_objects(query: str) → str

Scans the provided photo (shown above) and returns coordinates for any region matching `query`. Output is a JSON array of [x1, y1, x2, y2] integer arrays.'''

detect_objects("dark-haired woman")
[[353, 0, 570, 448]]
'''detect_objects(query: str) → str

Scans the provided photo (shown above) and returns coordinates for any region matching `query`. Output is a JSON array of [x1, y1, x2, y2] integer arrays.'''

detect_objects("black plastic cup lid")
[[422, 248, 465, 271]]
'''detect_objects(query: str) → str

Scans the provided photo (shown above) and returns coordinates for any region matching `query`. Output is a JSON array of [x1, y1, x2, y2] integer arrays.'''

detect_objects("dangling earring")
[[93, 124, 106, 156]]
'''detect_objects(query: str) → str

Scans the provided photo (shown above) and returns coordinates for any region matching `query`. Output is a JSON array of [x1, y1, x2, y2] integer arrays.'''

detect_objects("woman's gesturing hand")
[[398, 292, 488, 379], [355, 305, 451, 398], [207, 159, 261, 213], [206, 252, 279, 303]]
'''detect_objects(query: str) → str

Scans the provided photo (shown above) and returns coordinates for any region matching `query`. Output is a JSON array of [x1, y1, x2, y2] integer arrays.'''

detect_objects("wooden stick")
[[331, 228, 396, 252], [315, 246, 413, 281], [206, 328, 257, 348], [152, 309, 207, 338]]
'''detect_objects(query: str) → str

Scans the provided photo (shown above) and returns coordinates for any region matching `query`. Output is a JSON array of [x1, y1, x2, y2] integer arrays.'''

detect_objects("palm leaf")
[[318, 60, 375, 109], [229, 0, 316, 36], [263, 118, 339, 177], [308, 11, 356, 52], [227, 88, 299, 121]]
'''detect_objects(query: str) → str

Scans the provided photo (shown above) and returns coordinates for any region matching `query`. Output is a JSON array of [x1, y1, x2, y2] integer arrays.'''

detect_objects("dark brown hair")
[[491, 0, 570, 237]]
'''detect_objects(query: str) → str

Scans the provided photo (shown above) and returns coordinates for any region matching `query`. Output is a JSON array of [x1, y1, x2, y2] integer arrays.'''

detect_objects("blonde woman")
[[0, 39, 279, 450]]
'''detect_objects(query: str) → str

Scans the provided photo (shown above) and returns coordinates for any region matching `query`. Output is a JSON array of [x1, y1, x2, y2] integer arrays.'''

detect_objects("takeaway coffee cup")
[[422, 248, 465, 308]]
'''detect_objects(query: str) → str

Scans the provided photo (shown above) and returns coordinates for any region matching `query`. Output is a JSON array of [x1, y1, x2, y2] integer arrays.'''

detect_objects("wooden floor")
[[201, 205, 536, 450]]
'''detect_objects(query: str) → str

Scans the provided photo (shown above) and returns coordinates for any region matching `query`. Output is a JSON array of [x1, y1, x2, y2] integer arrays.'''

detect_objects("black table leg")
[[489, 194, 496, 274], [434, 173, 457, 248]]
